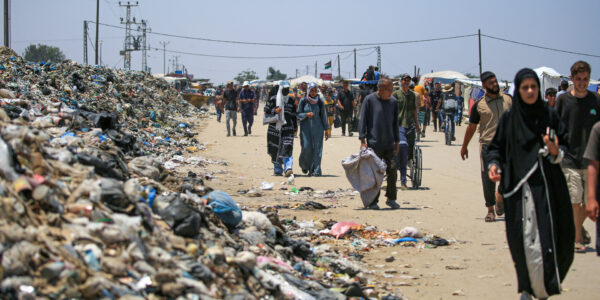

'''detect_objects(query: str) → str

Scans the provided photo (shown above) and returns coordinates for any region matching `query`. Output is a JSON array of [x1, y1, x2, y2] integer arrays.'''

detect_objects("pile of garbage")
[[0, 47, 403, 299]]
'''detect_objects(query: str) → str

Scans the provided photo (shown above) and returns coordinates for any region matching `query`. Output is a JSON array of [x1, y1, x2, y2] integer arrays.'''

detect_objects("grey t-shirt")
[[584, 121, 600, 162]]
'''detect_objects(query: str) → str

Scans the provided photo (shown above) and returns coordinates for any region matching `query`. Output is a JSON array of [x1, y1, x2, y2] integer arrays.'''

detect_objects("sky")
[[3, 0, 599, 85]]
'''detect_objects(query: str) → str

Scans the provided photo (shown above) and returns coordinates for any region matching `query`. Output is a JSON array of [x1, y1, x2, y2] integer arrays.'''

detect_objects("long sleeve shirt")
[[359, 93, 399, 151]]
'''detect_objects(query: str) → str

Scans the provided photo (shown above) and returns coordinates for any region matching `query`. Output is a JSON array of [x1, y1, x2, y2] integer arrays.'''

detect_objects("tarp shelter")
[[534, 66, 562, 97], [418, 70, 469, 86], [289, 75, 323, 88]]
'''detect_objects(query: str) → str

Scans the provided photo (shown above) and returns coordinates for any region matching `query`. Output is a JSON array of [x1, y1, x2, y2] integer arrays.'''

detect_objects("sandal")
[[485, 212, 495, 222], [583, 228, 591, 245], [575, 242, 587, 253]]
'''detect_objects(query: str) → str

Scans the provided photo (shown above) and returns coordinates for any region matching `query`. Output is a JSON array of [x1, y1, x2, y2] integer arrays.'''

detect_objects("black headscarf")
[[507, 68, 550, 179], [268, 85, 279, 99]]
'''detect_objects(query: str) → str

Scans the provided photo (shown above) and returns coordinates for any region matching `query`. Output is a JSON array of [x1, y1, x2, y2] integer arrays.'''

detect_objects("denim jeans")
[[225, 110, 237, 135], [273, 156, 293, 175], [444, 113, 455, 137]]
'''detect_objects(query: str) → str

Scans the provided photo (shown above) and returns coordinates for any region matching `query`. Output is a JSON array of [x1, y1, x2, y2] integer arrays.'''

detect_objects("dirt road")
[[194, 107, 597, 299]]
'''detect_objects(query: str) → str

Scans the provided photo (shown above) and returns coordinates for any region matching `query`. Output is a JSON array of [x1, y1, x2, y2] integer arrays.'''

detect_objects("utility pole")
[[4, 0, 9, 48], [295, 69, 298, 78], [306, 65, 308, 75], [83, 21, 88, 64], [353, 48, 357, 78], [139, 20, 150, 72], [378, 47, 382, 72], [478, 29, 482, 78], [337, 54, 341, 81], [95, 0, 99, 64], [159, 41, 169, 74], [119, 1, 140, 70], [99, 40, 103, 66], [314, 61, 317, 78]]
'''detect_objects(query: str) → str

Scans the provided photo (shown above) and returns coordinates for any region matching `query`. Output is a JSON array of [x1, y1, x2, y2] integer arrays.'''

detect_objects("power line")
[[482, 34, 600, 58], [149, 46, 376, 59], [90, 21, 475, 47]]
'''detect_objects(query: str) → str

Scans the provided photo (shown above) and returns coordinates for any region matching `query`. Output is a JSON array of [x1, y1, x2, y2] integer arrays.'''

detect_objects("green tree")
[[23, 44, 66, 62], [234, 69, 259, 84], [266, 67, 287, 81], [333, 75, 345, 81]]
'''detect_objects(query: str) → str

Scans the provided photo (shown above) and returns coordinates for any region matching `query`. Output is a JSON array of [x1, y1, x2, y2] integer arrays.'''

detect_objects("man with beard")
[[460, 71, 512, 222]]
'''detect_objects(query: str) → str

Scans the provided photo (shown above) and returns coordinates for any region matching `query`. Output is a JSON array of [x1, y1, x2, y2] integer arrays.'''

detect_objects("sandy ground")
[[189, 106, 598, 300]]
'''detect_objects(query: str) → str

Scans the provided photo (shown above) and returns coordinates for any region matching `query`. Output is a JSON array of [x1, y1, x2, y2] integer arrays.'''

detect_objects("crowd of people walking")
[[213, 59, 598, 299]]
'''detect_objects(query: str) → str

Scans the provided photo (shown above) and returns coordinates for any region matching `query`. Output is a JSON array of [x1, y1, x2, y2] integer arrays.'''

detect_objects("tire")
[[412, 146, 422, 189]]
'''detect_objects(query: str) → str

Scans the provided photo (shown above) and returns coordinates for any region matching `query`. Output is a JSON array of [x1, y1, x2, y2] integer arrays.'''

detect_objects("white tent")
[[289, 75, 323, 88], [418, 70, 469, 85], [534, 66, 562, 96]]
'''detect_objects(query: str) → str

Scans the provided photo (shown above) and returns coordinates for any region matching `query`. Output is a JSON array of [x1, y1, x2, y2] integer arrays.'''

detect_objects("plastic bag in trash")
[[329, 221, 360, 239], [203, 190, 242, 227], [399, 226, 423, 238], [159, 196, 204, 237]]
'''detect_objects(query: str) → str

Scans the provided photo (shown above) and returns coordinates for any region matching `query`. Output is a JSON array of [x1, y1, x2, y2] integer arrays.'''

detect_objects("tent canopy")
[[418, 70, 469, 86], [289, 75, 323, 88]]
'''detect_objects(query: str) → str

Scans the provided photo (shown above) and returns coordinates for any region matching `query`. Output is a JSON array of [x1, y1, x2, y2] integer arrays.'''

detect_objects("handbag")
[[351, 116, 359, 132], [263, 113, 280, 125]]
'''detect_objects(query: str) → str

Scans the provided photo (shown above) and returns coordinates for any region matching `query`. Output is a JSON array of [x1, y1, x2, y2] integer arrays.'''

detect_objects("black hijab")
[[507, 68, 549, 179], [268, 85, 279, 99]]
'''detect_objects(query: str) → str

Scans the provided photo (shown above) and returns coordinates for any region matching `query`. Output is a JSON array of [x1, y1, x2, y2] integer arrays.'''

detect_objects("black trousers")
[[374, 148, 397, 203], [596, 217, 599, 256], [432, 110, 442, 131], [480, 144, 497, 207], [340, 112, 353, 134]]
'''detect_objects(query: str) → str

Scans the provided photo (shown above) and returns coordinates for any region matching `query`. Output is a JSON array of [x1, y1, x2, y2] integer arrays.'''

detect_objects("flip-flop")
[[575, 242, 587, 253], [485, 212, 495, 222]]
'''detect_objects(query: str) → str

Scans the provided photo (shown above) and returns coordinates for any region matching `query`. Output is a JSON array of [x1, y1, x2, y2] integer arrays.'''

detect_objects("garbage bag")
[[203, 190, 242, 228], [77, 152, 128, 180], [0, 136, 19, 181], [329, 221, 360, 239], [106, 129, 136, 152], [98, 178, 131, 213], [128, 156, 161, 180], [159, 197, 203, 237], [341, 148, 387, 207], [79, 110, 119, 130]]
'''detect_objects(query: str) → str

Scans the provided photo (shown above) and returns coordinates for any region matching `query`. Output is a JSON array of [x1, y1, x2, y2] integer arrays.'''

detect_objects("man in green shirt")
[[393, 74, 421, 189]]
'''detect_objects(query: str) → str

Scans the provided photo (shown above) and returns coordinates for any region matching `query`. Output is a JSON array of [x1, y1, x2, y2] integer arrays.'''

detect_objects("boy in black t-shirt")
[[556, 60, 600, 253]]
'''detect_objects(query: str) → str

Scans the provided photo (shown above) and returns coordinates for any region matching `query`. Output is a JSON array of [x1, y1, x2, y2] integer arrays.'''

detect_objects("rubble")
[[0, 48, 405, 299]]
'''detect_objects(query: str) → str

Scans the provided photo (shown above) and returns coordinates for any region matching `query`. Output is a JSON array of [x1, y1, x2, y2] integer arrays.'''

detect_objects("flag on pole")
[[324, 60, 332, 69]]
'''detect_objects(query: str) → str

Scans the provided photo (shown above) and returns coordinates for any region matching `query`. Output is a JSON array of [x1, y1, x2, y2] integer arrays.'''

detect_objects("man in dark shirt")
[[337, 81, 355, 136], [357, 84, 371, 117], [239, 81, 256, 136], [555, 60, 600, 251], [430, 82, 442, 132], [223, 81, 238, 136], [359, 78, 400, 209]]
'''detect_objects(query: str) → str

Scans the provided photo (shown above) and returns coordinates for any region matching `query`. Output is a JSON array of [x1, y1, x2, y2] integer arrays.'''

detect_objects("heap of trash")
[[0, 47, 403, 299]]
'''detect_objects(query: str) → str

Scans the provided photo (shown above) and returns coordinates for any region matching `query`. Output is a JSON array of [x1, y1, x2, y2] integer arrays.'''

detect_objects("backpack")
[[443, 98, 458, 112]]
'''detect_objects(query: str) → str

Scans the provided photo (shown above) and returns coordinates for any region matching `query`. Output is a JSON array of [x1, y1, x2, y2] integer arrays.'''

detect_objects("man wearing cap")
[[223, 81, 238, 136], [239, 81, 256, 136], [545, 87, 557, 107], [393, 74, 421, 189], [460, 71, 512, 222]]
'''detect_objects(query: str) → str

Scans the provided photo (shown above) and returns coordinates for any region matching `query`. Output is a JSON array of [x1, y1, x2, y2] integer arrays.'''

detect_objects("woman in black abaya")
[[484, 68, 574, 299]]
